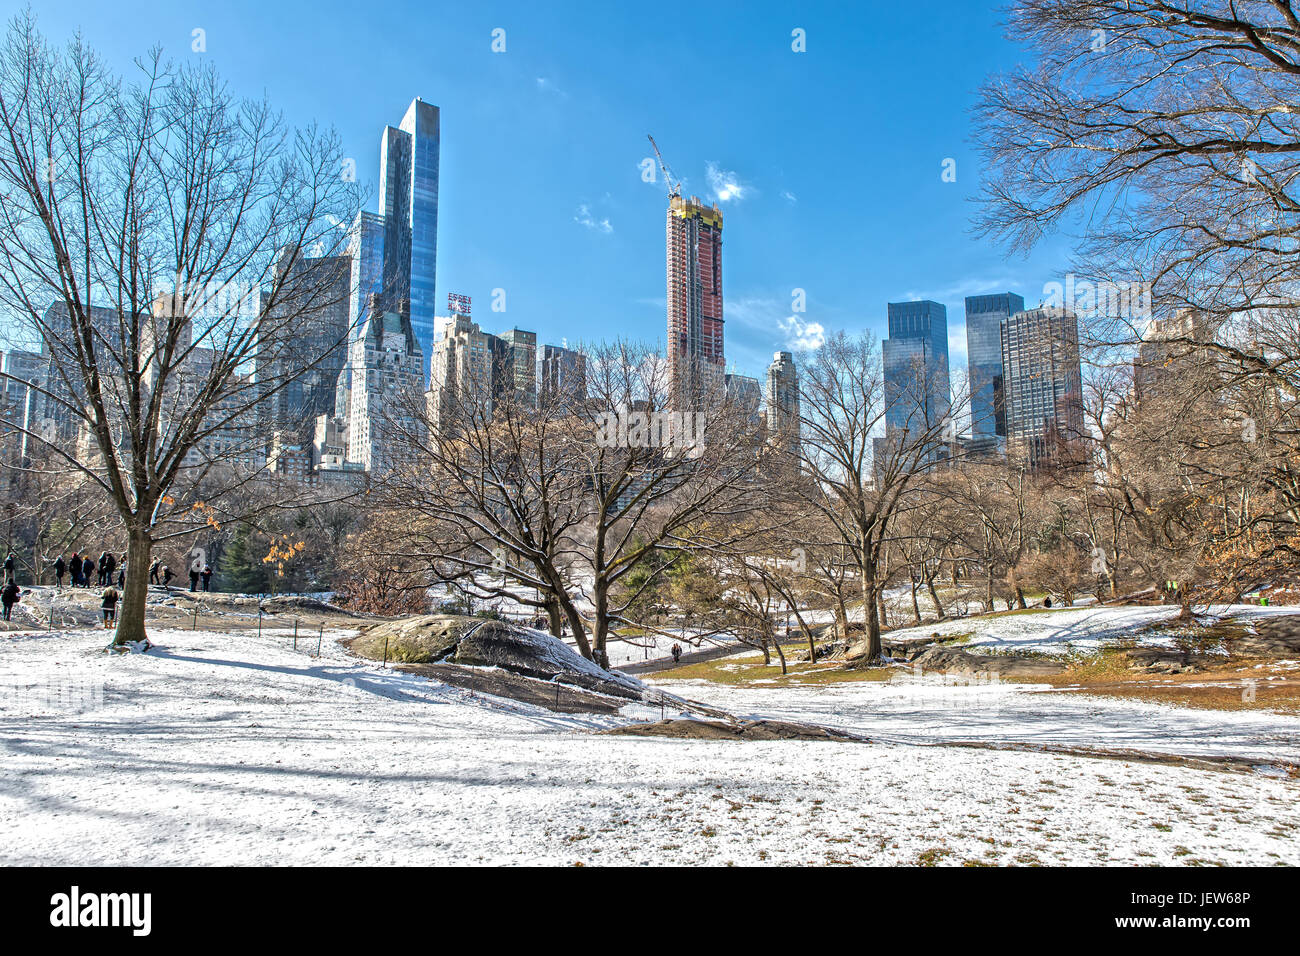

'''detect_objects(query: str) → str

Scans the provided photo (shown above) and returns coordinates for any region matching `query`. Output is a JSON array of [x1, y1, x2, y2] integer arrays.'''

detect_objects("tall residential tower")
[[666, 195, 724, 409], [379, 99, 440, 377]]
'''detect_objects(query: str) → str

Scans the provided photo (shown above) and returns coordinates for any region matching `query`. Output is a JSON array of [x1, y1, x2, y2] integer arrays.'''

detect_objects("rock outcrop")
[[908, 644, 1065, 678], [350, 614, 644, 701], [1232, 616, 1300, 658]]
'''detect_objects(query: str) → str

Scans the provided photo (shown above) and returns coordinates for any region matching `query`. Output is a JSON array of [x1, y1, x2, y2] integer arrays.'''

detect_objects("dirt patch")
[[1034, 651, 1300, 714], [599, 717, 869, 742]]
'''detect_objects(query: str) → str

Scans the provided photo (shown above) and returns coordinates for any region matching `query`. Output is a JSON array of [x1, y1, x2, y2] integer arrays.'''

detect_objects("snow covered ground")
[[880, 602, 1298, 655], [1, 616, 1297, 866]]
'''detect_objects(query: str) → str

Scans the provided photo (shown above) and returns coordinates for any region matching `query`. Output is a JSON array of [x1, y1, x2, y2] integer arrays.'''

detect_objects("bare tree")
[[795, 331, 968, 662], [0, 15, 358, 644]]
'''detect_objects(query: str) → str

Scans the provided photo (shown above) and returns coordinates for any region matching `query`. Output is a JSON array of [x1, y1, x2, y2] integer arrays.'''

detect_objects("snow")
[[651, 669, 1300, 762], [1, 611, 1298, 865], [879, 602, 1298, 655]]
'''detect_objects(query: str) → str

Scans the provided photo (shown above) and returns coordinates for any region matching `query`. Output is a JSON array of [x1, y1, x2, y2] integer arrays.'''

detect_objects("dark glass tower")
[[964, 292, 1024, 442], [378, 98, 440, 382], [882, 300, 951, 433]]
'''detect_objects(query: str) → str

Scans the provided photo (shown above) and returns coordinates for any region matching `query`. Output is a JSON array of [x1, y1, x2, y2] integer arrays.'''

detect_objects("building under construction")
[[666, 194, 725, 409]]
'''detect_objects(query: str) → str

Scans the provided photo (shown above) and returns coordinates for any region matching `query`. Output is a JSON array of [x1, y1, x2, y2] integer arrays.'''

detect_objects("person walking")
[[82, 555, 95, 589], [100, 585, 119, 628], [3, 552, 15, 584], [149, 558, 161, 585], [1, 579, 18, 620], [188, 564, 200, 592], [671, 643, 683, 664], [53, 554, 66, 589], [161, 565, 174, 589], [201, 564, 213, 592]]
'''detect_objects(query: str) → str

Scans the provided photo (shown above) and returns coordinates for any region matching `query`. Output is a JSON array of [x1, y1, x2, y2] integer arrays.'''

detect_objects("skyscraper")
[[539, 344, 586, 404], [257, 252, 352, 439], [496, 328, 538, 407], [345, 294, 425, 471], [375, 98, 440, 381], [882, 300, 951, 434], [725, 371, 762, 426], [666, 194, 724, 409], [427, 296, 496, 435], [1001, 307, 1085, 469], [765, 351, 800, 454], [964, 292, 1024, 443]]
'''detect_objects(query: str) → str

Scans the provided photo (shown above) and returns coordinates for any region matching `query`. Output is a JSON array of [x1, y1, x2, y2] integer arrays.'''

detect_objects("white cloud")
[[573, 203, 612, 234], [779, 314, 825, 350], [706, 162, 749, 203], [782, 190, 797, 203], [536, 77, 565, 96]]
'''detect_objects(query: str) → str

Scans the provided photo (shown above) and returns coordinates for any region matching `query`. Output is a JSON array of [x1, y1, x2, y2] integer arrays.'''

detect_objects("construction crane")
[[647, 134, 681, 199]]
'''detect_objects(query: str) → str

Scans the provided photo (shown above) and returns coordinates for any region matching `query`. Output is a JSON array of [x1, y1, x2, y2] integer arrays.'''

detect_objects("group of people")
[[51, 551, 125, 590], [0, 546, 216, 630], [146, 559, 214, 592]]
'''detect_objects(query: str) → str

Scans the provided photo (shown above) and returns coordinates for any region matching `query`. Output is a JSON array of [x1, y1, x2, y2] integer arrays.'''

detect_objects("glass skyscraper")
[[375, 98, 440, 383], [882, 300, 951, 434], [964, 292, 1024, 442]]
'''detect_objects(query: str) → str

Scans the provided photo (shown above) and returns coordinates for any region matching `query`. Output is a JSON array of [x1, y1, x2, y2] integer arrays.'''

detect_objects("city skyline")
[[7, 0, 1078, 383]]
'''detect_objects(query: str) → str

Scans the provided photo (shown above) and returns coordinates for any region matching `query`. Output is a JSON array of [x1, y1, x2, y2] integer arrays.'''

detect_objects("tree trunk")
[[860, 572, 883, 662], [909, 574, 922, 626], [560, 598, 593, 661], [926, 573, 946, 620], [591, 578, 610, 669], [114, 525, 153, 647], [772, 628, 787, 675]]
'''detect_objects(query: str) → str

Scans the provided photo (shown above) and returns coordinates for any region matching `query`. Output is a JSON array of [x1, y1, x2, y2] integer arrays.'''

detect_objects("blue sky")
[[16, 0, 1072, 380]]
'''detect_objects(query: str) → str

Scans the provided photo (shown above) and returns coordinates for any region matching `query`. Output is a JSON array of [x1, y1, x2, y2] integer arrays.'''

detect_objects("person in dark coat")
[[149, 559, 161, 585], [671, 643, 683, 663], [104, 552, 117, 585], [101, 586, 119, 627], [117, 553, 126, 588], [54, 554, 66, 588], [69, 551, 81, 587], [161, 565, 174, 588], [200, 564, 213, 592], [188, 565, 200, 591], [82, 555, 95, 588], [3, 552, 15, 584], [1, 580, 19, 620]]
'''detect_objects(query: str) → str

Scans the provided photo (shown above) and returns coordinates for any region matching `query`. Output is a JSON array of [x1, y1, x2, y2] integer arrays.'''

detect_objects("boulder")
[[909, 644, 1065, 678], [1125, 647, 1201, 673], [1232, 616, 1300, 658], [351, 614, 643, 700]]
